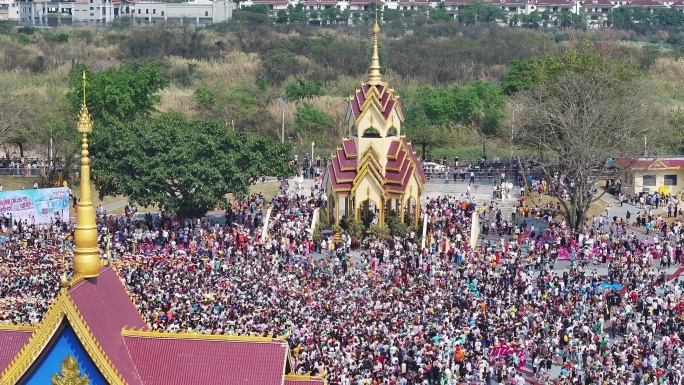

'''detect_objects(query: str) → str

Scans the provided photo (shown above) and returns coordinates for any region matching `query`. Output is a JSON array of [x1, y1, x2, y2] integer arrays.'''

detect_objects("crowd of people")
[[1, 177, 684, 384]]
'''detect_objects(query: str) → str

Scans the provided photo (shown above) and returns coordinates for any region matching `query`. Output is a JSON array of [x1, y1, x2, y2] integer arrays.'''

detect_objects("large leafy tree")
[[94, 112, 295, 218], [503, 50, 637, 95], [68, 63, 168, 125], [511, 55, 660, 231], [403, 81, 505, 158]]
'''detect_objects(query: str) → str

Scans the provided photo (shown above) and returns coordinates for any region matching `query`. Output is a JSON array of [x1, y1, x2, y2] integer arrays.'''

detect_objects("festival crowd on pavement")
[[1, 175, 684, 385]]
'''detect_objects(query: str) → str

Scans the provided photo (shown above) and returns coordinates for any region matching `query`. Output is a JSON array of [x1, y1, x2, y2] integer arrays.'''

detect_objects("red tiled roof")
[[398, 0, 432, 4], [0, 329, 32, 373], [349, 84, 401, 122], [614, 158, 684, 170], [305, 0, 338, 4], [251, 0, 289, 3], [581, 0, 614, 6], [387, 141, 400, 159], [488, 0, 523, 5], [626, 0, 666, 6], [69, 267, 147, 385], [672, 0, 684, 7], [124, 335, 288, 385], [403, 137, 426, 184], [342, 139, 357, 158], [530, 0, 574, 5], [444, 0, 470, 4]]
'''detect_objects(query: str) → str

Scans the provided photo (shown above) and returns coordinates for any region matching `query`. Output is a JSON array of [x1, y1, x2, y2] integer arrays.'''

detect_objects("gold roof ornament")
[[368, 6, 382, 85], [77, 72, 92, 134], [73, 70, 100, 279], [51, 355, 90, 385]]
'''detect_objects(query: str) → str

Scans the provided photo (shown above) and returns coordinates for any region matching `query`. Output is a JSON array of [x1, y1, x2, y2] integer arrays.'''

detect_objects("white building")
[[129, 0, 233, 25], [0, 0, 20, 21], [10, 0, 231, 25]]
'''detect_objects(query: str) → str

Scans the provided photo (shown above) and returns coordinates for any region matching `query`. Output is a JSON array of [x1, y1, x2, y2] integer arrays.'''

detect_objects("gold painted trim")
[[0, 324, 36, 332], [0, 289, 127, 385], [121, 327, 290, 343]]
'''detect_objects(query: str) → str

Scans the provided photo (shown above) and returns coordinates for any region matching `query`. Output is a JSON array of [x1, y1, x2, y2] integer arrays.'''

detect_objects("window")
[[90, 7, 93, 10], [665, 175, 678, 186], [161, 10, 164, 16], [137, 9, 141, 13], [152, 8, 155, 14], [642, 175, 656, 186], [145, 8, 148, 14], [204, 11, 208, 16]]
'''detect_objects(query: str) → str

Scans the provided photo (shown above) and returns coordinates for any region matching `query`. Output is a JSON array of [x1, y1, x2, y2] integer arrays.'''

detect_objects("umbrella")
[[322, 230, 333, 235]]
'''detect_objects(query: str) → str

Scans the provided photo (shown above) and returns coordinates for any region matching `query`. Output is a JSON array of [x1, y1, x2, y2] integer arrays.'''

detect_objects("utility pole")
[[278, 98, 288, 143]]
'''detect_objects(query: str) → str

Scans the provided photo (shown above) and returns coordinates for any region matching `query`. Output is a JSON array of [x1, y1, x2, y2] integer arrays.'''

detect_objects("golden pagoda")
[[323, 15, 427, 228]]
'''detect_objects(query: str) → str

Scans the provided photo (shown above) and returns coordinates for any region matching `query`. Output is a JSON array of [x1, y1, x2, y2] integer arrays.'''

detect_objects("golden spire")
[[368, 5, 382, 85], [60, 253, 70, 289], [73, 70, 100, 278]]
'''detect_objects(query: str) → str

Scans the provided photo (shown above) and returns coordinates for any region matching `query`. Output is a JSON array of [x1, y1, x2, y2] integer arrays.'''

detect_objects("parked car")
[[422, 162, 446, 174]]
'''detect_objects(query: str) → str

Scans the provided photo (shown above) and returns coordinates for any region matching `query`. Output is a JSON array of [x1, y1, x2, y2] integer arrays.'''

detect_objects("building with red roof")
[[614, 157, 684, 195], [0, 76, 324, 385], [323, 18, 426, 228]]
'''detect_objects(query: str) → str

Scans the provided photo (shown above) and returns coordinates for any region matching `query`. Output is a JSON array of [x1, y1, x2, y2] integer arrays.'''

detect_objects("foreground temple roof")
[[0, 267, 319, 385]]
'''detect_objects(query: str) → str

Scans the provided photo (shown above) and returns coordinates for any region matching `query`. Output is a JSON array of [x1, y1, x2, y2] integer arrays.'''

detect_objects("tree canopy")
[[403, 80, 506, 157], [93, 111, 295, 218], [513, 61, 659, 230], [502, 50, 637, 95], [68, 63, 168, 124]]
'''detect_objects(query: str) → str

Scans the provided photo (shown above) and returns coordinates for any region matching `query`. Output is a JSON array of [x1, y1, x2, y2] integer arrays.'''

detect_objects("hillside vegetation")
[[1, 17, 684, 161]]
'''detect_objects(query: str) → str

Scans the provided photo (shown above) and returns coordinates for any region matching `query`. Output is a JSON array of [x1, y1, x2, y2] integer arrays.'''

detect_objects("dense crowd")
[[1, 178, 684, 384]]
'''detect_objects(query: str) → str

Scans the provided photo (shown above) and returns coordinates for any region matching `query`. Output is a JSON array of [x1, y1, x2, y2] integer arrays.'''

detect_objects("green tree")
[[608, 6, 633, 29], [276, 10, 289, 23], [458, 0, 506, 25], [502, 51, 637, 95], [288, 3, 309, 23], [262, 49, 302, 85], [655, 8, 684, 27], [285, 78, 325, 100], [322, 6, 342, 24], [294, 103, 332, 139], [405, 124, 450, 160], [92, 111, 294, 218], [240, 4, 269, 14], [68, 64, 168, 124], [383, 9, 402, 22], [631, 6, 652, 25], [460, 80, 505, 136], [194, 85, 217, 109]]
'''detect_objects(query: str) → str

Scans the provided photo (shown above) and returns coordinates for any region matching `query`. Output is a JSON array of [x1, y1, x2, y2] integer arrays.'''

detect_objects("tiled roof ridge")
[[121, 327, 291, 343]]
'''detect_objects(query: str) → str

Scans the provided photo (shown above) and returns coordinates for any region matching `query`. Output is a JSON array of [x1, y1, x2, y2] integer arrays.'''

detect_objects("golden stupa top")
[[368, 8, 382, 85], [77, 71, 93, 133]]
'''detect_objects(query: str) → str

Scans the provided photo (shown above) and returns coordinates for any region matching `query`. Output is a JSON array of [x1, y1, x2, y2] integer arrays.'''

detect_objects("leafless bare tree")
[[0, 85, 31, 152], [512, 70, 662, 231]]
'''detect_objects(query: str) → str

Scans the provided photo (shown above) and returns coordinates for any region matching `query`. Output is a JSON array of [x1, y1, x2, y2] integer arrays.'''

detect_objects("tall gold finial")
[[60, 253, 70, 288], [368, 3, 382, 85], [73, 70, 100, 278]]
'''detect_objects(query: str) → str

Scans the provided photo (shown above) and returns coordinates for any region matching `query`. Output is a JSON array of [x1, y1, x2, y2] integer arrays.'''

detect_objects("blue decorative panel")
[[23, 323, 107, 385]]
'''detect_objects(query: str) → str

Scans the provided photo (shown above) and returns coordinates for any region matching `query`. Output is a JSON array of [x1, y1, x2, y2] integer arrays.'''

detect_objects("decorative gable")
[[0, 289, 126, 385]]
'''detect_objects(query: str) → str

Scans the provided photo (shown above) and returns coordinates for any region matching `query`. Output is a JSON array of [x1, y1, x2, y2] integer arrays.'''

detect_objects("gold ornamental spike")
[[73, 70, 100, 278], [368, 5, 382, 85]]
